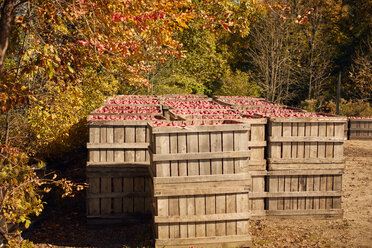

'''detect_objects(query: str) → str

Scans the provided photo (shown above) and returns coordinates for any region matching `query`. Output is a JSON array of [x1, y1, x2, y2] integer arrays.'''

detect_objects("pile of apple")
[[152, 121, 224, 127], [183, 115, 254, 120], [161, 95, 207, 100], [240, 108, 330, 118], [218, 99, 282, 107], [90, 115, 158, 120], [172, 109, 237, 115], [348, 116, 372, 120], [105, 99, 159, 105], [95, 105, 161, 114], [216, 96, 263, 100], [113, 95, 156, 99], [163, 100, 231, 109]]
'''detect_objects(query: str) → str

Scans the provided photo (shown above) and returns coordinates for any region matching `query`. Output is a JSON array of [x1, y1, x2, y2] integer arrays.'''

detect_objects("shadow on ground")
[[22, 191, 154, 248]]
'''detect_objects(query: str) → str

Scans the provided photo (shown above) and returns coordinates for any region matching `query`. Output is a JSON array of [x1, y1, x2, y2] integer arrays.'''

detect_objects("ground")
[[23, 140, 372, 248]]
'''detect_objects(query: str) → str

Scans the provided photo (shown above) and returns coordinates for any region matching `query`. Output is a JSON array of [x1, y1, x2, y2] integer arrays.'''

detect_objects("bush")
[[326, 99, 372, 117]]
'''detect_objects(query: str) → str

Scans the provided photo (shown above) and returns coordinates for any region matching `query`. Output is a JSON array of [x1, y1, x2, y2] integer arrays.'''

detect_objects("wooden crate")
[[87, 119, 154, 222], [348, 118, 372, 140], [149, 122, 254, 247], [263, 170, 343, 218], [86, 166, 152, 223], [267, 116, 347, 171]]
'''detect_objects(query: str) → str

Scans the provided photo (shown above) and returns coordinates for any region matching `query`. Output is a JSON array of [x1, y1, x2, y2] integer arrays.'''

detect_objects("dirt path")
[[26, 140, 372, 247]]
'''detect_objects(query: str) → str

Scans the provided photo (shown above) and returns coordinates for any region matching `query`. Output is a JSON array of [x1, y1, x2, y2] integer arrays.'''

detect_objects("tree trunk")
[[0, 0, 18, 78]]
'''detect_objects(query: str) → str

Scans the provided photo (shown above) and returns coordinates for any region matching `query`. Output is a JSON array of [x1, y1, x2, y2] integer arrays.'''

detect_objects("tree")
[[0, 1, 263, 245], [247, 3, 299, 103]]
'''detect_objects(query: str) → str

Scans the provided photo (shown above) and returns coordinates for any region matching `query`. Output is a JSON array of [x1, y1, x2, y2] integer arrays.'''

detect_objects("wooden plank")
[[334, 123, 345, 158], [268, 158, 345, 164], [318, 123, 327, 159], [267, 176, 278, 211], [205, 193, 216, 237], [268, 136, 345, 143], [169, 196, 180, 239], [154, 184, 250, 197], [269, 117, 347, 123], [123, 177, 134, 213], [113, 177, 123, 214], [282, 122, 292, 159], [100, 177, 111, 215], [297, 123, 305, 159], [87, 191, 151, 198], [152, 150, 251, 162], [87, 177, 100, 216], [100, 127, 107, 162], [304, 123, 311, 159], [187, 132, 198, 238], [136, 126, 147, 163], [87, 161, 149, 167], [155, 134, 170, 178], [305, 176, 313, 209], [326, 123, 334, 159], [151, 123, 250, 134], [291, 123, 298, 159], [326, 175, 334, 209], [114, 127, 124, 163], [124, 126, 135, 163], [310, 123, 318, 159], [313, 176, 320, 210], [250, 124, 265, 169], [210, 132, 225, 237], [249, 191, 342, 198], [187, 196, 195, 238], [154, 174, 251, 184], [155, 134, 170, 240], [198, 132, 213, 237], [169, 134, 179, 238], [145, 177, 152, 214], [290, 176, 298, 210], [278, 176, 285, 210], [319, 176, 326, 209], [333, 175, 342, 209], [87, 143, 149, 149], [155, 212, 251, 223], [268, 163, 345, 171], [211, 132, 222, 175], [284, 176, 291, 210], [268, 122, 282, 159], [91, 127, 100, 162], [251, 175, 265, 211], [106, 126, 114, 162], [195, 195, 206, 237], [267, 170, 343, 176], [178, 133, 187, 238], [298, 175, 306, 210], [223, 131, 236, 236], [134, 177, 145, 213], [266, 209, 343, 216]]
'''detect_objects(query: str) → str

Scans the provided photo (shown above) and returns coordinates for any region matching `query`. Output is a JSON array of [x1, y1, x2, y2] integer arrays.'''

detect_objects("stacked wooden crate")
[[348, 117, 372, 140], [149, 121, 253, 248], [86, 95, 164, 223], [264, 113, 347, 218]]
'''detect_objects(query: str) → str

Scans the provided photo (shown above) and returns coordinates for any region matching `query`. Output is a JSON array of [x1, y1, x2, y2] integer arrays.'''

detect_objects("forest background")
[[0, 0, 371, 246]]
